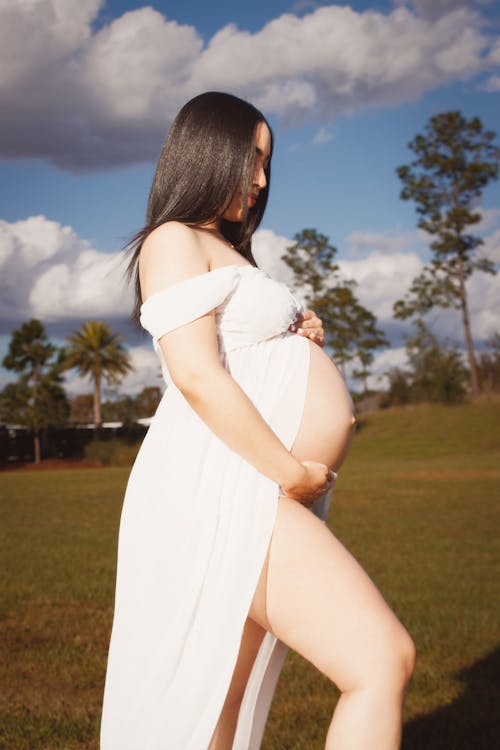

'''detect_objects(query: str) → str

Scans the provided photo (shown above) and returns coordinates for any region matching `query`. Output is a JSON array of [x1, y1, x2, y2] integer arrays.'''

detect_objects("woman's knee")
[[398, 626, 416, 684], [370, 623, 416, 693]]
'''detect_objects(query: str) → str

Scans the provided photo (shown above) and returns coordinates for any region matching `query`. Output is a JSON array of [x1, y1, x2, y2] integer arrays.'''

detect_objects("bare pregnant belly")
[[290, 339, 355, 471]]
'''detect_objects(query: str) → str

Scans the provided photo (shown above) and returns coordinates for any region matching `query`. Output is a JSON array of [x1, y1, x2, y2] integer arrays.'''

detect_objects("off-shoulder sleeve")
[[139, 266, 240, 340]]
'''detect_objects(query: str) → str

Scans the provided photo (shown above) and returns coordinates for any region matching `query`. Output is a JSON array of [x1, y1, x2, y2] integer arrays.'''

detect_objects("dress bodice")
[[139, 264, 304, 386]]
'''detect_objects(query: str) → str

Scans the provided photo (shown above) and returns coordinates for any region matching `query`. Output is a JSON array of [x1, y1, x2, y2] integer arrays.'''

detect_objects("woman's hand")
[[289, 309, 325, 346], [280, 460, 335, 508]]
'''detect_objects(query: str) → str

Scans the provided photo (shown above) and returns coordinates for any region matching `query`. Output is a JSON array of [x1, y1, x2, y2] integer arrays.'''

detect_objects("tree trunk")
[[94, 372, 102, 428], [34, 430, 41, 464], [33, 364, 41, 463], [457, 254, 480, 398]]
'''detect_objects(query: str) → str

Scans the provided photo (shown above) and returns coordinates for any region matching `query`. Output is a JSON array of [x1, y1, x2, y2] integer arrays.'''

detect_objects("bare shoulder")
[[140, 221, 207, 268], [139, 222, 209, 300]]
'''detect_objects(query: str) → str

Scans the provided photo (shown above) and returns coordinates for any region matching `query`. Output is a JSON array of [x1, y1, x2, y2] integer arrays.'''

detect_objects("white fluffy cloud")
[[480, 227, 500, 264], [117, 346, 163, 395], [252, 228, 298, 283], [339, 250, 424, 322], [0, 215, 132, 328], [366, 346, 408, 390], [80, 7, 202, 122], [0, 0, 498, 170], [0, 2, 202, 168], [1, 215, 498, 394], [0, 214, 158, 394], [2, 216, 498, 340]]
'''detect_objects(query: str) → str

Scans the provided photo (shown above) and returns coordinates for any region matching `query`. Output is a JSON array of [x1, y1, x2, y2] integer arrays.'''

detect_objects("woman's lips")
[[247, 194, 258, 207]]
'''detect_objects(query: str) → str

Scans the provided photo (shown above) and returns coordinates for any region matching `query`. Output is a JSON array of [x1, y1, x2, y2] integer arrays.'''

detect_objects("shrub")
[[83, 438, 141, 467]]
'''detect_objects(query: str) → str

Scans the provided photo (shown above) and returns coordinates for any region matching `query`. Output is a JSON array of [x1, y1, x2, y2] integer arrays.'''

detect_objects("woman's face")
[[222, 121, 272, 223]]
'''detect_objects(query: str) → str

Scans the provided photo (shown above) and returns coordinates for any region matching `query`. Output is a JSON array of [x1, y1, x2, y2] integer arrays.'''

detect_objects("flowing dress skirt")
[[100, 331, 332, 750]]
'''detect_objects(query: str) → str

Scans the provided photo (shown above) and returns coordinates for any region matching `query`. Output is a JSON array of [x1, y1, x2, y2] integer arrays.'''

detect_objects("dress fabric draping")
[[100, 264, 334, 750]]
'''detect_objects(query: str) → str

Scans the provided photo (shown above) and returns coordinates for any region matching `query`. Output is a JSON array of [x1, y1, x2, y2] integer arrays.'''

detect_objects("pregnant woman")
[[100, 92, 415, 750]]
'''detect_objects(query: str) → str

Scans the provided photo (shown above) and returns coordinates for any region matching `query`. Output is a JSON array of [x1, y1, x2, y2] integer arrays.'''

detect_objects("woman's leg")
[[248, 495, 416, 750], [208, 617, 267, 750]]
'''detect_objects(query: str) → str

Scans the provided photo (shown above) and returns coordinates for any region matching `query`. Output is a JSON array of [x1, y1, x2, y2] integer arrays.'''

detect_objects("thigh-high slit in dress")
[[100, 264, 334, 750]]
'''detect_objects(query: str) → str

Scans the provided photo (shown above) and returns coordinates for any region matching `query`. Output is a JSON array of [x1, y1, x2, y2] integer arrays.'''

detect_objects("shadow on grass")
[[403, 646, 500, 750]]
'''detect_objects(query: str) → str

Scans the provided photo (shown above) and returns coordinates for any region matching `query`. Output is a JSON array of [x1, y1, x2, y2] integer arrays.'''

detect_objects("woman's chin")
[[222, 213, 244, 224]]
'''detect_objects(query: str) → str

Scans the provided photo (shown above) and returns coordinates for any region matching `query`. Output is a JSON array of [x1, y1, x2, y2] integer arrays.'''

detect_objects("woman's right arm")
[[140, 224, 333, 501]]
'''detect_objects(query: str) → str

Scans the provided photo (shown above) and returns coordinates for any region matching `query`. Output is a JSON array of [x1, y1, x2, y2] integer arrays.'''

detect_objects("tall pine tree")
[[394, 111, 499, 397]]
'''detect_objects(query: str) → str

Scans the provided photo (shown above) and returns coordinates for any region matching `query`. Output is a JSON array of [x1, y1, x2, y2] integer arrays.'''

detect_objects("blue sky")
[[1, 0, 500, 395]]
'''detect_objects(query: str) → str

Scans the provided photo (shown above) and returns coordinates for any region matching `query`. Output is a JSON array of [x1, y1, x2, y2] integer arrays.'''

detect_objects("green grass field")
[[1, 398, 499, 749]]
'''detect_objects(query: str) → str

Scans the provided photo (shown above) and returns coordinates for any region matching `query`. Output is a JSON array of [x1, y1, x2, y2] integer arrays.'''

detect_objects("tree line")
[[282, 110, 499, 405], [0, 319, 142, 463], [0, 109, 499, 462]]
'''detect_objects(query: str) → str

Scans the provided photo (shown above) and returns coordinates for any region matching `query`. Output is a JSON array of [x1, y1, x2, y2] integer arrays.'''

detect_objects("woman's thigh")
[[248, 495, 411, 692]]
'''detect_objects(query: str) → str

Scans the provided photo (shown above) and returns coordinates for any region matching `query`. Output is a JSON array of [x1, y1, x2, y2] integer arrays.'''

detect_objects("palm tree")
[[64, 321, 132, 428]]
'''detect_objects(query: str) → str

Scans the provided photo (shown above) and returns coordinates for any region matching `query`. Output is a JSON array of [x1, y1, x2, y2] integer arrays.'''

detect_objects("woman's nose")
[[254, 164, 267, 190]]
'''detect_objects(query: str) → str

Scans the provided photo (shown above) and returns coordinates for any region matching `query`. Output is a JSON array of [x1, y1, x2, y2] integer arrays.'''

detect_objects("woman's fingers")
[[290, 309, 325, 346]]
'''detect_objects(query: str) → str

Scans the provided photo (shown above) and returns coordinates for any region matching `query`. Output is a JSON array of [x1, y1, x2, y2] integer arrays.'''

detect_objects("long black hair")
[[126, 91, 274, 323]]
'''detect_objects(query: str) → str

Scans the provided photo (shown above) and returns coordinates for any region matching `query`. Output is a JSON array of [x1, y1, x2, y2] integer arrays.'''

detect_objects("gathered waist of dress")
[[156, 329, 306, 392], [219, 328, 295, 356]]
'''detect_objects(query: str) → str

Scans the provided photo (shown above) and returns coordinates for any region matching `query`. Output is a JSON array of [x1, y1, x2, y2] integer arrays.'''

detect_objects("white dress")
[[100, 264, 334, 750]]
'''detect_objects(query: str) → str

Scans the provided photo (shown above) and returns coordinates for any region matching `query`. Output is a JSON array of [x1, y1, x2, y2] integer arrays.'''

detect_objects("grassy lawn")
[[1, 398, 499, 749]]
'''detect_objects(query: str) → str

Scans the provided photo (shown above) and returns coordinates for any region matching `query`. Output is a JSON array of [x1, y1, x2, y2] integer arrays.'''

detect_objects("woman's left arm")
[[289, 309, 325, 346]]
